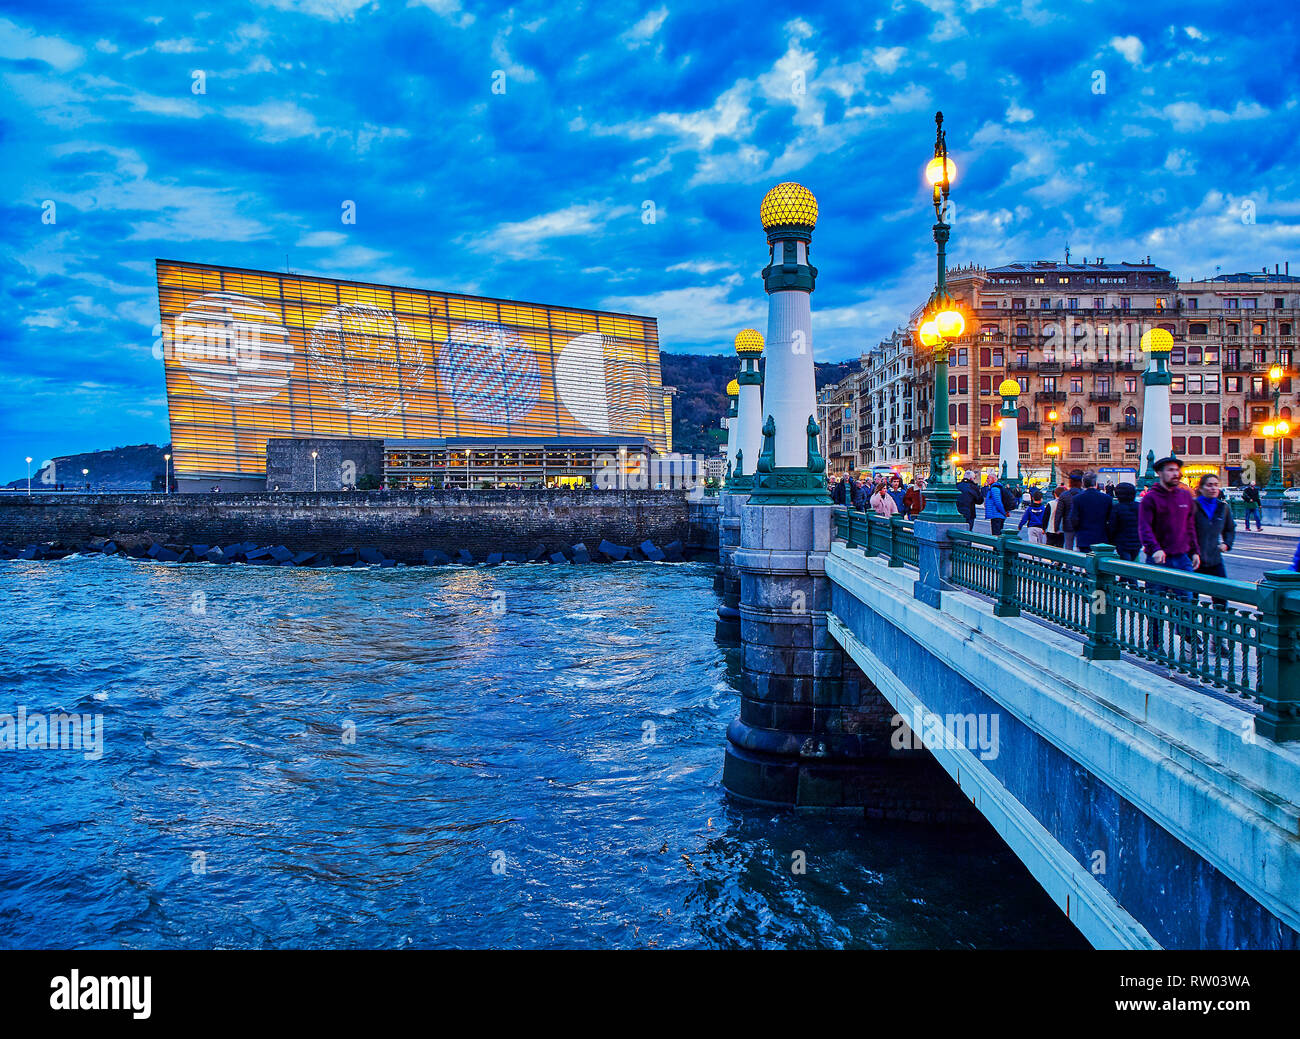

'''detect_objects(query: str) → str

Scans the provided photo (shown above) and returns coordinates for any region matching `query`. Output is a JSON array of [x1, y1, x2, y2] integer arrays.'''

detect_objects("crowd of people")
[[832, 462, 1300, 579]]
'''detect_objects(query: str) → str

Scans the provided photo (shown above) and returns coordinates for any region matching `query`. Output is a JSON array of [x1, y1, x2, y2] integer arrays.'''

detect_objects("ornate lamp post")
[[311, 450, 319, 492], [1264, 363, 1287, 496], [81, 467, 89, 492], [916, 111, 965, 522], [25, 456, 32, 497], [163, 452, 172, 494], [1046, 408, 1059, 487]]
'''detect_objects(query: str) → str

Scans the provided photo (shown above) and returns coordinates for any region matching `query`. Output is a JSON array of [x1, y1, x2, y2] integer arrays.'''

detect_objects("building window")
[[1120, 297, 1131, 310], [1190, 322, 1208, 335], [1171, 375, 1185, 393], [1098, 438, 1110, 454], [1173, 437, 1187, 454], [1206, 436, 1220, 454], [980, 404, 992, 424], [980, 436, 992, 454], [1188, 403, 1203, 423], [1070, 437, 1084, 453], [1124, 406, 1137, 427], [1125, 439, 1138, 452], [1171, 347, 1185, 364], [1186, 297, 1198, 309], [1093, 297, 1104, 309], [1070, 406, 1084, 424], [1124, 376, 1137, 393], [957, 349, 968, 366], [1206, 403, 1220, 423], [1070, 377, 1083, 393], [1188, 436, 1203, 455], [1172, 404, 1186, 425], [1098, 406, 1110, 422]]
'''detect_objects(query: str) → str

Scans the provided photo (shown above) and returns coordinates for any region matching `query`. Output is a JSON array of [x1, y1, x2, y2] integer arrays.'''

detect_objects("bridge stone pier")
[[722, 503, 973, 820], [713, 491, 744, 644], [821, 536, 1300, 950]]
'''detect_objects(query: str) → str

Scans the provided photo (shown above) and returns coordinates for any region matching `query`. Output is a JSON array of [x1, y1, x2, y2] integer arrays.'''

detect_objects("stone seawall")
[[0, 490, 702, 562]]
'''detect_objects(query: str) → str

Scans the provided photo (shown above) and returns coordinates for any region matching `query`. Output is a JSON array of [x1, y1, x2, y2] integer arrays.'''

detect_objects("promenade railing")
[[833, 508, 1300, 739]]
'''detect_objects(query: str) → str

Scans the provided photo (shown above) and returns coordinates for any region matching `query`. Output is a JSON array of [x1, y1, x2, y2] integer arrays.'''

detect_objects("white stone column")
[[734, 329, 764, 483], [724, 381, 739, 478], [998, 379, 1022, 482], [1138, 330, 1174, 484]]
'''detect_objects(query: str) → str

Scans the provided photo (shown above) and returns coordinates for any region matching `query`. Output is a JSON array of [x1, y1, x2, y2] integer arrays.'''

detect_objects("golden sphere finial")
[[726, 378, 740, 396], [734, 329, 764, 354], [1141, 327, 1174, 354], [998, 378, 1022, 398], [760, 182, 818, 230]]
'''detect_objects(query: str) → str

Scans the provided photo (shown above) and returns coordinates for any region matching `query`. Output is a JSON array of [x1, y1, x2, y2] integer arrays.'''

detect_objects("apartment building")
[[909, 258, 1300, 485], [818, 329, 918, 478]]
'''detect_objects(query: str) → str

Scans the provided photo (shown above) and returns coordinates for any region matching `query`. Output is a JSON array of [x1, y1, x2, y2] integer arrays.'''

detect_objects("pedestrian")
[[1138, 457, 1201, 660], [1292, 539, 1300, 571], [904, 477, 925, 518], [1106, 483, 1142, 561], [1193, 474, 1236, 634], [831, 476, 846, 506], [886, 474, 907, 514], [1047, 485, 1067, 547], [984, 475, 1010, 535], [1071, 471, 1114, 552], [1017, 489, 1051, 544], [1242, 480, 1262, 531], [871, 481, 898, 517], [1058, 470, 1085, 551], [1105, 482, 1116, 499], [852, 477, 868, 512], [956, 472, 984, 531]]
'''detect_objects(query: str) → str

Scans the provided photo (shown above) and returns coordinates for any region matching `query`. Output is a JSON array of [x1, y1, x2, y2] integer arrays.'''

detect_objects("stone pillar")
[[714, 490, 744, 643], [1138, 329, 1173, 489]]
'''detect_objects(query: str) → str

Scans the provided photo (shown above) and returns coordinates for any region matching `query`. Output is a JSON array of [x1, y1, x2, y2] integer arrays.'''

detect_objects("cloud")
[[1109, 35, 1144, 65], [0, 16, 85, 71]]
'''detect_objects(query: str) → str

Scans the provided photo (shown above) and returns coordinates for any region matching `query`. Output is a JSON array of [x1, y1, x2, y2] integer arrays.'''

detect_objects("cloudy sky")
[[2, 0, 1298, 464]]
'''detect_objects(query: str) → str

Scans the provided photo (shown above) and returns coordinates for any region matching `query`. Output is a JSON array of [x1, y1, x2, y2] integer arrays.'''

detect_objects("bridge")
[[719, 504, 1300, 950]]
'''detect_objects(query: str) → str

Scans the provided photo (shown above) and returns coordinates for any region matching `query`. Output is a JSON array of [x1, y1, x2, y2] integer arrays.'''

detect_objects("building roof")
[[985, 260, 1170, 274], [1204, 272, 1300, 284]]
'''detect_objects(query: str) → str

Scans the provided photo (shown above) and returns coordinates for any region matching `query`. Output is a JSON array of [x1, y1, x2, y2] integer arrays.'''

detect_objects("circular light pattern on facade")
[[437, 321, 541, 424], [759, 182, 818, 230], [172, 292, 294, 403], [998, 378, 1022, 397], [309, 304, 423, 417], [734, 329, 764, 354], [1140, 327, 1174, 354]]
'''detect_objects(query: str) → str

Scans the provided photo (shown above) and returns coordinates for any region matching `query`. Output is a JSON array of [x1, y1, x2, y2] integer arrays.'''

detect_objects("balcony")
[[1035, 390, 1067, 404], [1119, 420, 1142, 432], [1089, 391, 1121, 404], [1062, 422, 1096, 434], [1035, 361, 1063, 374], [1020, 421, 1041, 432], [1225, 419, 1243, 431], [1248, 389, 1275, 402]]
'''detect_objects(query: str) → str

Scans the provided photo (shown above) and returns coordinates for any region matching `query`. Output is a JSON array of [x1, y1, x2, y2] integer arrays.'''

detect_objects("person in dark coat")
[[1071, 471, 1114, 552], [851, 477, 868, 512], [956, 473, 984, 531], [1242, 481, 1262, 531], [1058, 470, 1085, 550], [1192, 473, 1235, 581], [1105, 483, 1142, 560]]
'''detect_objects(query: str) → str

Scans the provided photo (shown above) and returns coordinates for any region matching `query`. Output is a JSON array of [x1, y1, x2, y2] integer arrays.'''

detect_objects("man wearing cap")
[[1138, 456, 1201, 658]]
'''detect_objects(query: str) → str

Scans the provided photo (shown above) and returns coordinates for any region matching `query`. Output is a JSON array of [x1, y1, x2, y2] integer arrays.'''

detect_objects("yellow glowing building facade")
[[156, 259, 669, 486]]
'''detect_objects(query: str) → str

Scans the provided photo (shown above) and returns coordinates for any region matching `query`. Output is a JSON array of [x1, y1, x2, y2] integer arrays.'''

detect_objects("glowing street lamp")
[[25, 456, 32, 497], [311, 450, 319, 492], [916, 110, 965, 522], [163, 452, 172, 495], [81, 467, 89, 492], [1046, 408, 1060, 486], [1265, 363, 1287, 495]]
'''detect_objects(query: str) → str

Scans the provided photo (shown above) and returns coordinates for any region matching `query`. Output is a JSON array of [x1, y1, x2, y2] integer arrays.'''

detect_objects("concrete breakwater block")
[[422, 549, 452, 565], [664, 540, 684, 561], [456, 549, 475, 564], [527, 543, 547, 562], [549, 552, 569, 564], [639, 539, 666, 561], [485, 551, 504, 565], [570, 543, 592, 564], [597, 540, 629, 561], [204, 547, 227, 563]]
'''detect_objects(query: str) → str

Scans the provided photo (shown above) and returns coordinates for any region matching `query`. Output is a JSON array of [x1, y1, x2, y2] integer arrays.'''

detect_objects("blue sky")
[[2, 0, 1298, 465]]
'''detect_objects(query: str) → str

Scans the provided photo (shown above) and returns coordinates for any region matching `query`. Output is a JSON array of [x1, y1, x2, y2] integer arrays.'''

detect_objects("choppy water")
[[0, 556, 1084, 949]]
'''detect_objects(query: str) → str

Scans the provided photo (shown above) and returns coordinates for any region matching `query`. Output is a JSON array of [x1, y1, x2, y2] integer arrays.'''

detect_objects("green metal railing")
[[834, 510, 917, 568], [834, 509, 1300, 739]]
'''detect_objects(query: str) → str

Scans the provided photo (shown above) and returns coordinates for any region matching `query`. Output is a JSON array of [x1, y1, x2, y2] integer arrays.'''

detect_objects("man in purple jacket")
[[1138, 457, 1201, 659]]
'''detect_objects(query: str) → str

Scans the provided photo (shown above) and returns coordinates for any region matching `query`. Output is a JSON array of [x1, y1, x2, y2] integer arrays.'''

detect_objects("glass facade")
[[157, 260, 668, 482]]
